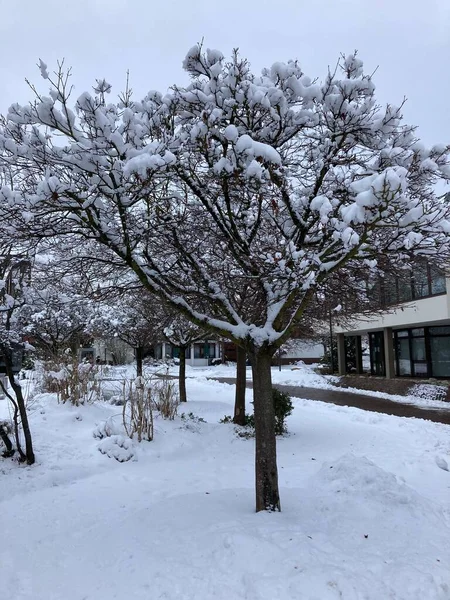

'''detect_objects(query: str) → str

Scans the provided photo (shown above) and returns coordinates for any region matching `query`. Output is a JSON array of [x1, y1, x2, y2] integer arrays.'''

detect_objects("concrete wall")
[[335, 292, 450, 336], [282, 341, 325, 361]]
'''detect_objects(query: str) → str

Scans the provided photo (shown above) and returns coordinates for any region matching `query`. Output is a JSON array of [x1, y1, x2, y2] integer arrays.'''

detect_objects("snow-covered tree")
[[91, 290, 163, 376], [163, 313, 206, 402], [1, 47, 450, 510], [24, 282, 94, 359]]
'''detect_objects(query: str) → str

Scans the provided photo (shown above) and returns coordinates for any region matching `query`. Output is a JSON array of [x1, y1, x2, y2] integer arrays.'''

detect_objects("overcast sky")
[[0, 0, 449, 145]]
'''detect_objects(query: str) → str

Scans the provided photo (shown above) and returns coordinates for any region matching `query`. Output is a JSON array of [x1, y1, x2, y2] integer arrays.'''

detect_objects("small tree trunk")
[[135, 346, 143, 377], [5, 357, 35, 465], [233, 345, 246, 425], [251, 348, 280, 512], [0, 423, 14, 457], [179, 346, 187, 402]]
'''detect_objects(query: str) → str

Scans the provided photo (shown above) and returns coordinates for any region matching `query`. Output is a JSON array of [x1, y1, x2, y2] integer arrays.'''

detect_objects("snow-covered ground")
[[1, 372, 449, 600]]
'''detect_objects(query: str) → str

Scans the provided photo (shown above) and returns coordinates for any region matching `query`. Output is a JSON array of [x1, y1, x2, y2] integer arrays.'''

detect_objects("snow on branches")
[[0, 45, 449, 350]]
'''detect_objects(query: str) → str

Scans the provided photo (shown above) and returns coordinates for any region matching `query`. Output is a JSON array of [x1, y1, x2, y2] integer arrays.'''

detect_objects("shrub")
[[221, 388, 293, 435], [272, 388, 293, 435]]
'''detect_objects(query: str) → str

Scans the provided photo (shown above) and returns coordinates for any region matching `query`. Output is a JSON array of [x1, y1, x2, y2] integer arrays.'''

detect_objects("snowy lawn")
[[1, 376, 449, 600]]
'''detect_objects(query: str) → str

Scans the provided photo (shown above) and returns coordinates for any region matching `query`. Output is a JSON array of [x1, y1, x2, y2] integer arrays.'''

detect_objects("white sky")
[[0, 0, 449, 145]]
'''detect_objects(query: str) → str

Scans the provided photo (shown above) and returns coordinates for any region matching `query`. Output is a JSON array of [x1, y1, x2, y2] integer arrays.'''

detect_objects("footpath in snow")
[[1, 370, 449, 600], [148, 361, 450, 410]]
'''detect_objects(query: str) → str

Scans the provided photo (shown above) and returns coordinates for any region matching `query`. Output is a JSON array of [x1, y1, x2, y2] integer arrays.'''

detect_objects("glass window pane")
[[429, 326, 450, 336], [396, 330, 409, 338], [383, 276, 398, 305], [396, 338, 411, 376], [430, 337, 450, 377], [430, 266, 446, 295], [412, 337, 426, 361], [370, 332, 385, 376], [413, 362, 428, 376], [398, 276, 413, 302], [413, 264, 430, 299], [412, 328, 424, 337]]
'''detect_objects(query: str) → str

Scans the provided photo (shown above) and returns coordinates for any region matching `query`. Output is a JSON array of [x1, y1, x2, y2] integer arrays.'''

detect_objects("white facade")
[[335, 288, 450, 336], [334, 277, 450, 378], [282, 340, 325, 361]]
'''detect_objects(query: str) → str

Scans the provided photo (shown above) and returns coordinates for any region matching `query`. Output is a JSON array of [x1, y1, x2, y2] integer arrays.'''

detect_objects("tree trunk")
[[233, 345, 246, 425], [5, 356, 35, 465], [179, 346, 187, 402], [251, 348, 280, 512], [0, 423, 14, 457], [135, 346, 143, 377]]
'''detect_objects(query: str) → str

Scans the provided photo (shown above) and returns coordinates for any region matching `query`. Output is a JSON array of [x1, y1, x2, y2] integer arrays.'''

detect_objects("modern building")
[[334, 263, 450, 379]]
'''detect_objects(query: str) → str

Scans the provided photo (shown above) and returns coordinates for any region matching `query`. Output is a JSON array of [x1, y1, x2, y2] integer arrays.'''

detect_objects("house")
[[154, 340, 222, 367], [334, 263, 450, 378]]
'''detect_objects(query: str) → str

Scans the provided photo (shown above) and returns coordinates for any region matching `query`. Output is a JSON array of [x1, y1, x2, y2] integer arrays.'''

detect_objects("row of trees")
[[0, 45, 449, 510]]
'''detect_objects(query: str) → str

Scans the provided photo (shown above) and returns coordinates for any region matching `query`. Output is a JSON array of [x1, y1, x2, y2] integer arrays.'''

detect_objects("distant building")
[[335, 263, 450, 378], [223, 340, 324, 366], [154, 340, 221, 367]]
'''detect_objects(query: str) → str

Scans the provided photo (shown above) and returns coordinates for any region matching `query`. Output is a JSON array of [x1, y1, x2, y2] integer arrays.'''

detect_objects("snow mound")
[[98, 435, 136, 462], [435, 456, 449, 472], [271, 360, 337, 388], [310, 453, 448, 528], [92, 416, 122, 439], [313, 454, 413, 504]]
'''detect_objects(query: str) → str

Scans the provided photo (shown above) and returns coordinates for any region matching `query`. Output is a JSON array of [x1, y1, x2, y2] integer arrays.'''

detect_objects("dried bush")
[[122, 376, 154, 442], [152, 377, 179, 420], [42, 355, 102, 405]]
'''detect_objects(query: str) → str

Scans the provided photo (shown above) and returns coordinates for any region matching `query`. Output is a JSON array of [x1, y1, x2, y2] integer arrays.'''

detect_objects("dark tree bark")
[[251, 348, 280, 512], [0, 422, 14, 457], [135, 346, 143, 377], [179, 346, 187, 402], [233, 345, 246, 425], [4, 355, 35, 465]]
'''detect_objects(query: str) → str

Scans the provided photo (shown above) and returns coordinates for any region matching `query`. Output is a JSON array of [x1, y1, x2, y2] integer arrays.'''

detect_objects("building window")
[[430, 266, 446, 295], [193, 343, 216, 359], [430, 337, 450, 377], [394, 326, 450, 378], [380, 262, 446, 307], [369, 332, 385, 376], [171, 346, 191, 359], [395, 335, 411, 376], [413, 264, 429, 299]]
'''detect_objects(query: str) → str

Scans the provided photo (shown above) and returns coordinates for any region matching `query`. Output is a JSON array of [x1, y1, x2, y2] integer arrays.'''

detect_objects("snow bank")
[[1, 377, 449, 600]]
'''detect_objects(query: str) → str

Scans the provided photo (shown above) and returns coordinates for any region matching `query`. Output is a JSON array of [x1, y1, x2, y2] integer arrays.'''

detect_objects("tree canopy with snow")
[[1, 45, 450, 510]]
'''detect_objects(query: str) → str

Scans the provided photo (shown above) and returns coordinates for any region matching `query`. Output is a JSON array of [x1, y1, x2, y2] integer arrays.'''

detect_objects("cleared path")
[[209, 377, 450, 425]]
